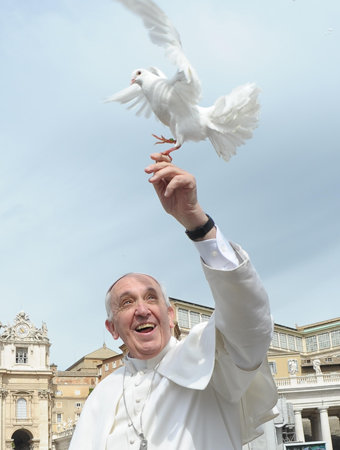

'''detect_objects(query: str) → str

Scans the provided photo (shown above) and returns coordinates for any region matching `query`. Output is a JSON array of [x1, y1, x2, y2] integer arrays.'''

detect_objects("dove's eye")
[[136, 70, 142, 76]]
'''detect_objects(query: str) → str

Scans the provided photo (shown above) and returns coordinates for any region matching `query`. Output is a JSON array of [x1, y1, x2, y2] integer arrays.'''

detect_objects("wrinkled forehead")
[[108, 273, 162, 299]]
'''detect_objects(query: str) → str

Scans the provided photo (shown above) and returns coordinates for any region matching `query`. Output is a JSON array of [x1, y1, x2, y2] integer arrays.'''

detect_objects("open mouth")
[[135, 323, 155, 334]]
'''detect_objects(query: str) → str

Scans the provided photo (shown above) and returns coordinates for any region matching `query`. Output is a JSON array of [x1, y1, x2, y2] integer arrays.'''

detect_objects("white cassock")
[[69, 228, 278, 450]]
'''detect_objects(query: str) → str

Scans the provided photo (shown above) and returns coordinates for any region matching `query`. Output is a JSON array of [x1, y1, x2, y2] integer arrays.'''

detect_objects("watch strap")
[[185, 214, 215, 241]]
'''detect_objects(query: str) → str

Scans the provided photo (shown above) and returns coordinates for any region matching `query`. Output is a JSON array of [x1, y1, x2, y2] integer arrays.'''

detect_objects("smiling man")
[[105, 273, 175, 360], [69, 153, 278, 450]]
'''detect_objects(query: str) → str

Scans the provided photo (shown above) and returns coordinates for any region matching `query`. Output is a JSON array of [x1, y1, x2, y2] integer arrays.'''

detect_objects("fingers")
[[147, 166, 196, 199], [145, 163, 191, 183], [145, 153, 173, 175], [144, 161, 170, 174], [150, 152, 172, 164], [145, 152, 196, 199], [164, 175, 195, 197]]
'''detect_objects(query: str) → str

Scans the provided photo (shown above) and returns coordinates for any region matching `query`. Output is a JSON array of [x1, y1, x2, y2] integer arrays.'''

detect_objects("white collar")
[[123, 337, 177, 374]]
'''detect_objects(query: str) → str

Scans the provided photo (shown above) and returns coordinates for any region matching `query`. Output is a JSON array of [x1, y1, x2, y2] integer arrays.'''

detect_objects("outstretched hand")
[[145, 153, 213, 234]]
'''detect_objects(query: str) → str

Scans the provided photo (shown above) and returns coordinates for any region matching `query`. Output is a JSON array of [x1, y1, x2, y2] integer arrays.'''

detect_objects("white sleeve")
[[201, 244, 273, 371], [193, 226, 239, 270]]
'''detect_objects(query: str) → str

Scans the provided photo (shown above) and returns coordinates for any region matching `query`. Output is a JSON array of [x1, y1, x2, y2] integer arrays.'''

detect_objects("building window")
[[57, 413, 62, 423], [269, 361, 277, 375], [271, 332, 279, 348], [318, 333, 330, 350], [190, 311, 200, 328], [288, 335, 296, 351], [279, 333, 288, 349], [178, 308, 211, 329], [105, 364, 109, 371], [16, 347, 28, 364], [112, 361, 117, 369], [331, 330, 340, 347], [75, 402, 81, 408], [74, 390, 80, 396], [296, 337, 303, 352], [178, 308, 189, 328], [16, 398, 27, 419], [306, 335, 318, 352], [55, 390, 62, 396]]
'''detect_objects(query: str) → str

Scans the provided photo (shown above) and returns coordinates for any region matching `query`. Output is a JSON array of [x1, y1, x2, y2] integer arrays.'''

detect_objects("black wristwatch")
[[185, 214, 215, 241]]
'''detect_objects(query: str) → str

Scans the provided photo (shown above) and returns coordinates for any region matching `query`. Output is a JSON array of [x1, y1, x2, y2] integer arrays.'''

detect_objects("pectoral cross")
[[139, 433, 147, 449]]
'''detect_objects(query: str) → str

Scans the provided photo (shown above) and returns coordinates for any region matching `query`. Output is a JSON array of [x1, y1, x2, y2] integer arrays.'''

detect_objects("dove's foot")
[[151, 134, 181, 161], [152, 134, 176, 145], [160, 144, 182, 161]]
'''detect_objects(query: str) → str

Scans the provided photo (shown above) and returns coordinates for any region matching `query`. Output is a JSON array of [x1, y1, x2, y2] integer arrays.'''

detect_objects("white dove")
[[107, 0, 261, 161]]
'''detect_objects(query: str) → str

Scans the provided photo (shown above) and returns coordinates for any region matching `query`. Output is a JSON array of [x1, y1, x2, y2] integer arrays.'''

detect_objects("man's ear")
[[105, 319, 120, 340], [168, 306, 175, 329]]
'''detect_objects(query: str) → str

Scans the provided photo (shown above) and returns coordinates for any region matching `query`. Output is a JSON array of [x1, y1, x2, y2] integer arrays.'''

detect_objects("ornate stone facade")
[[2, 309, 339, 449], [0, 312, 53, 450]]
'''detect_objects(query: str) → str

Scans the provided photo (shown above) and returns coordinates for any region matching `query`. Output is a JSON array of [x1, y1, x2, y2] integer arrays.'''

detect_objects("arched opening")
[[11, 429, 33, 450]]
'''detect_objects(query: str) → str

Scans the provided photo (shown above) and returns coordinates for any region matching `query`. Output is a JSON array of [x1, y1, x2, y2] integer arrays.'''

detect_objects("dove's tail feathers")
[[207, 83, 261, 162], [208, 131, 239, 162]]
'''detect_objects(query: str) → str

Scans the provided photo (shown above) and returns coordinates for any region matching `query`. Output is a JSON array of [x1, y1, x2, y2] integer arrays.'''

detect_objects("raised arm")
[[144, 153, 216, 241], [145, 153, 272, 374]]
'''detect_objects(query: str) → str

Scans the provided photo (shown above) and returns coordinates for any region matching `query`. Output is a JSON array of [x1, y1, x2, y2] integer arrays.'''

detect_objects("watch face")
[[16, 324, 29, 338]]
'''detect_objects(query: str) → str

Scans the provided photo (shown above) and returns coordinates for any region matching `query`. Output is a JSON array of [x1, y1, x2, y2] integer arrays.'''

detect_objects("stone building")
[[170, 297, 213, 338], [97, 351, 125, 382], [51, 345, 118, 448], [249, 317, 340, 450], [0, 312, 53, 450], [1, 307, 340, 450]]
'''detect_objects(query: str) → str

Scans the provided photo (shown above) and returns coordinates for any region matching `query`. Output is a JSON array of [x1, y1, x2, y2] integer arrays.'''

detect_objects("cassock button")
[[128, 422, 132, 427], [129, 439, 135, 445]]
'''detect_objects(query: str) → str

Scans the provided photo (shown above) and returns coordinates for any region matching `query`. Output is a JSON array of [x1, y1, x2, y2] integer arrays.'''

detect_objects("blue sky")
[[1, 0, 339, 369]]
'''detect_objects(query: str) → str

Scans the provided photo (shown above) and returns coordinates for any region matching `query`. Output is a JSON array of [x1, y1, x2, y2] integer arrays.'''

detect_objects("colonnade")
[[294, 406, 334, 450]]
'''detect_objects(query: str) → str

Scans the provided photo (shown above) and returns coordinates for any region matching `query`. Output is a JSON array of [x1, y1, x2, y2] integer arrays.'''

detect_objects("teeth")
[[136, 324, 155, 331]]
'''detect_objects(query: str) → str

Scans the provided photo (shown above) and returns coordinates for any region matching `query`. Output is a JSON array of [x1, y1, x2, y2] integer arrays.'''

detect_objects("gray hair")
[[105, 273, 170, 322]]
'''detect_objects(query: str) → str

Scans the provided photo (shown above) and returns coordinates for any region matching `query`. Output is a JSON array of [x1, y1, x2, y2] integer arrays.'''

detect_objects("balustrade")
[[276, 373, 340, 387]]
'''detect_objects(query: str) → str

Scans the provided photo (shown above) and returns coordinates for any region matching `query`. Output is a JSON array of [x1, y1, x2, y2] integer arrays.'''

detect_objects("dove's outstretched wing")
[[207, 83, 261, 162], [115, 0, 201, 105], [105, 83, 153, 118]]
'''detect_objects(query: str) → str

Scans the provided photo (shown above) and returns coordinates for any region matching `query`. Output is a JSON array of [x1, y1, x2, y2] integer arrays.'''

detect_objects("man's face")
[[105, 274, 174, 360]]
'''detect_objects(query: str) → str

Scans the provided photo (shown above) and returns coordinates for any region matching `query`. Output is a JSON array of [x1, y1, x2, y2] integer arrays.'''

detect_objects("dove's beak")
[[130, 78, 136, 85]]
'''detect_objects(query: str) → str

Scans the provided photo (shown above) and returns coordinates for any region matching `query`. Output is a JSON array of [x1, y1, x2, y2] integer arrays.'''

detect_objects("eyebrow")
[[117, 286, 159, 301]]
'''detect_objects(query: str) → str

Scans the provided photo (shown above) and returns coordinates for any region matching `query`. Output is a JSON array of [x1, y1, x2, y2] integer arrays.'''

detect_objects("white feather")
[[105, 84, 153, 119], [109, 0, 261, 161]]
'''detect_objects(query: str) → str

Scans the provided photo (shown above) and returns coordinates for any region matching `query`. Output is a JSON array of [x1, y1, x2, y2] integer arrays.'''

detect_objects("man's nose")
[[134, 300, 151, 316]]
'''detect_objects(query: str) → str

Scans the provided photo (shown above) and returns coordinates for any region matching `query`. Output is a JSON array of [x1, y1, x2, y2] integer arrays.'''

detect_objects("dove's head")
[[131, 68, 146, 86]]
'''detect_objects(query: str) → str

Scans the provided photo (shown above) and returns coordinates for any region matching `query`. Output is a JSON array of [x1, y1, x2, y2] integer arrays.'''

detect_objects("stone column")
[[318, 407, 333, 450], [311, 413, 322, 441], [0, 389, 8, 450], [294, 408, 305, 442], [38, 390, 50, 450]]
